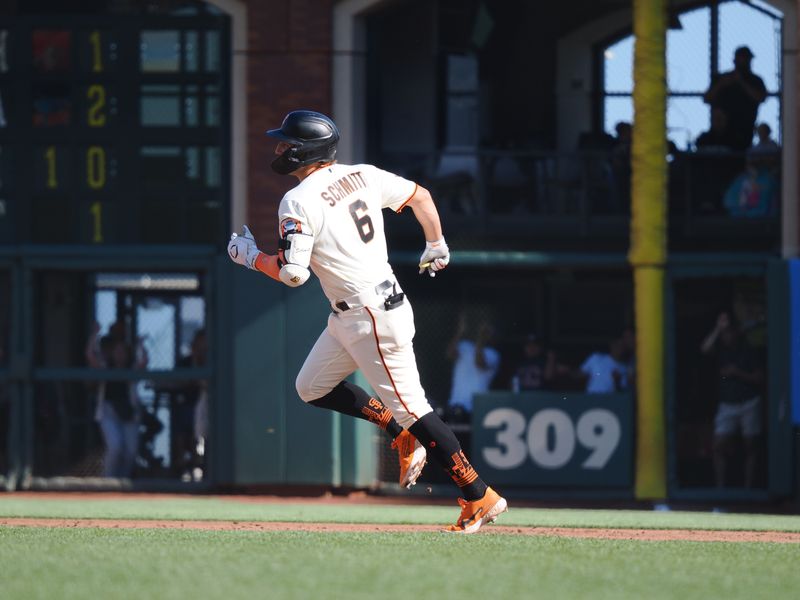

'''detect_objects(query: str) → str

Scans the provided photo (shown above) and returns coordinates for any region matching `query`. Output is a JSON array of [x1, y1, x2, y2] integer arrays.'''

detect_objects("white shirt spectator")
[[580, 352, 628, 393], [448, 340, 501, 411]]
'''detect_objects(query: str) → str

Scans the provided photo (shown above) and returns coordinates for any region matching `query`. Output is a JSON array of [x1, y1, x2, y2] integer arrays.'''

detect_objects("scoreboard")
[[0, 13, 230, 245]]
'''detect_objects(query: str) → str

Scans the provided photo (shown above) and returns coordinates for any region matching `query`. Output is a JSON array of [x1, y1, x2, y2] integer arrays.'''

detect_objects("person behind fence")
[[446, 314, 501, 417], [168, 328, 208, 480], [575, 335, 631, 394], [700, 311, 764, 488], [86, 321, 148, 478], [512, 333, 568, 392], [703, 45, 767, 152]]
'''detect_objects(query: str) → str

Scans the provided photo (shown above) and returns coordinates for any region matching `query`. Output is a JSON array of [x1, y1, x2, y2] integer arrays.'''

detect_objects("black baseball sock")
[[308, 381, 403, 439], [409, 412, 488, 501]]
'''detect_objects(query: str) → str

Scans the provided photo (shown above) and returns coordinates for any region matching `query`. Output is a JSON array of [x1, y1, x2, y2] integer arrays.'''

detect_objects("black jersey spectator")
[[703, 46, 767, 152], [700, 311, 765, 488]]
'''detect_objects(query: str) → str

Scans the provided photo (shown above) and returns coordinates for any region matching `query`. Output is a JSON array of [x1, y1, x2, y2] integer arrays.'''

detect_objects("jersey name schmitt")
[[321, 171, 368, 207]]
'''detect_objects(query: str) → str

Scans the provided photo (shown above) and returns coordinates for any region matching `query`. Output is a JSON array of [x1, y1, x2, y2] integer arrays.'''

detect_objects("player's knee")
[[295, 372, 325, 403], [397, 403, 433, 430]]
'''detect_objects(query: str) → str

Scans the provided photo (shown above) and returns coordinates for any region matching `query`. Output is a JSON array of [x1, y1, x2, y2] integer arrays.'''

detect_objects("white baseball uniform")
[[283, 163, 434, 429]]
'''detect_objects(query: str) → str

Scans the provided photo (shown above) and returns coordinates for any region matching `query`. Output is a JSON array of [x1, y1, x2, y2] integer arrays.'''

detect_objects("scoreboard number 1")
[[44, 146, 58, 189], [89, 201, 103, 243], [89, 30, 103, 73]]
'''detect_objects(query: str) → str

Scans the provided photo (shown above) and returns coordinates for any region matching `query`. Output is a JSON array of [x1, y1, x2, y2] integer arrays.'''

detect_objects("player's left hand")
[[227, 225, 261, 270], [418, 238, 450, 277]]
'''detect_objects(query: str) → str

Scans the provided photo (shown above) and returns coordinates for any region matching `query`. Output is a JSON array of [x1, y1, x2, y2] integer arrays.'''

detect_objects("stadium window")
[[601, 0, 783, 151]]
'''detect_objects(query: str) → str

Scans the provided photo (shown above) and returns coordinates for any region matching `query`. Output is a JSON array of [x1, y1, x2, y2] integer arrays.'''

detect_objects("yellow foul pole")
[[630, 0, 667, 499]]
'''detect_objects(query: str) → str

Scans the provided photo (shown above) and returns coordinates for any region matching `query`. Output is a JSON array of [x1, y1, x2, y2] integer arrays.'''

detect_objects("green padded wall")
[[225, 263, 377, 486]]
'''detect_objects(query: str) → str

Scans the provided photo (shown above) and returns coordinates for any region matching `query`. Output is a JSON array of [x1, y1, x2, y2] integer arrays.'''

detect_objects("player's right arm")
[[372, 165, 449, 276], [403, 185, 451, 277], [403, 185, 443, 242], [227, 225, 313, 287]]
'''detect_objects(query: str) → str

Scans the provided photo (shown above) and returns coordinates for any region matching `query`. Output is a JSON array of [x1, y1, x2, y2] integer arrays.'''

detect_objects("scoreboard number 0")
[[86, 146, 106, 189]]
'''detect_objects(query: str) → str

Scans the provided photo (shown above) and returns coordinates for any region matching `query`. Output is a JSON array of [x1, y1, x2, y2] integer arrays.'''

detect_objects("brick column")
[[245, 0, 333, 241]]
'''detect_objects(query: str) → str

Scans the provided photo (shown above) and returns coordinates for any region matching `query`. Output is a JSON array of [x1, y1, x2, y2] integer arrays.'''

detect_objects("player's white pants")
[[295, 298, 433, 429]]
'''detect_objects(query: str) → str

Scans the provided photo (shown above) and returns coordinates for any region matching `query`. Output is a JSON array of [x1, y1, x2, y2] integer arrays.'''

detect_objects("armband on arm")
[[278, 230, 314, 287], [254, 253, 281, 281]]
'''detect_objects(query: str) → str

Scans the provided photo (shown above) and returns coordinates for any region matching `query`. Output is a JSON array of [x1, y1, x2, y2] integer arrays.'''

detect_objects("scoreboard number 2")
[[87, 85, 106, 127]]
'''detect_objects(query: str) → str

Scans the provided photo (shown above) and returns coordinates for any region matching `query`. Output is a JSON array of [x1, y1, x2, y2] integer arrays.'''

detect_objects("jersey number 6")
[[348, 199, 374, 243]]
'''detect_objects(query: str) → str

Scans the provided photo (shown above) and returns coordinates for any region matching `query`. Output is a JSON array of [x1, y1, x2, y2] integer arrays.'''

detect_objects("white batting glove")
[[418, 238, 450, 277], [227, 225, 261, 270]]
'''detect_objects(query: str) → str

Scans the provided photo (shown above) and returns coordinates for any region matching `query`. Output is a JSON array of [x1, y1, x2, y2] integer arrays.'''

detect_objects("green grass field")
[[1, 495, 799, 600]]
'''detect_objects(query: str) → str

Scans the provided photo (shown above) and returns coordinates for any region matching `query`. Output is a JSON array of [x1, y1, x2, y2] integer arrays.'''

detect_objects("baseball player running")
[[227, 110, 507, 533]]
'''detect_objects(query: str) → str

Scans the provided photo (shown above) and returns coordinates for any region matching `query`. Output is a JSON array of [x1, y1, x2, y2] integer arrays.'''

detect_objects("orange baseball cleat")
[[446, 487, 508, 534], [391, 430, 427, 489]]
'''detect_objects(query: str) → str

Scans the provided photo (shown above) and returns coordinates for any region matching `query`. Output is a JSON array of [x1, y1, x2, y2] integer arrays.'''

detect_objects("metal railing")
[[380, 147, 781, 241]]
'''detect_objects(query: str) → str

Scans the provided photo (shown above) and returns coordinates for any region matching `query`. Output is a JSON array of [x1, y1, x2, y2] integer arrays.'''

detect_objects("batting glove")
[[418, 238, 450, 277], [227, 225, 261, 270]]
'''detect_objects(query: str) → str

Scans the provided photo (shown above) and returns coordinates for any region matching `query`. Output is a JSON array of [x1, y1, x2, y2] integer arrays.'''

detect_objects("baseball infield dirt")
[[1, 518, 798, 543], [2, 492, 798, 543]]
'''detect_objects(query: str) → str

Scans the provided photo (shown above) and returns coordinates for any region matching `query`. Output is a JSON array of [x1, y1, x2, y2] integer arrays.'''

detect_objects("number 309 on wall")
[[471, 395, 633, 487]]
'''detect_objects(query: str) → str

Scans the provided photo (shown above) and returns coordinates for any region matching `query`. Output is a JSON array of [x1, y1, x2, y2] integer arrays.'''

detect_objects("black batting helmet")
[[266, 110, 340, 175]]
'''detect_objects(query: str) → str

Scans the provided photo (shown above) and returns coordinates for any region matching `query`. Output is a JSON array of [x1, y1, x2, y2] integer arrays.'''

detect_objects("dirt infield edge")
[[2, 518, 799, 543]]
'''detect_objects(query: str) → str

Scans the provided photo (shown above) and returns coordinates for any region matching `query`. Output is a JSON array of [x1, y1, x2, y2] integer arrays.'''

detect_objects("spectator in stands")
[[170, 328, 208, 481], [611, 122, 632, 155], [722, 150, 779, 218], [610, 121, 632, 210], [695, 107, 734, 151], [693, 108, 746, 215], [752, 123, 780, 154], [86, 321, 148, 478], [703, 45, 767, 152], [512, 333, 568, 392], [575, 335, 631, 394], [700, 311, 764, 488], [446, 314, 501, 419]]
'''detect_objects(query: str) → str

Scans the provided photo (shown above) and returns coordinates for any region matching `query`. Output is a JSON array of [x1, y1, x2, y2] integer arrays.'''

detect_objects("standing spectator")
[[610, 121, 632, 210], [167, 328, 208, 480], [446, 314, 501, 416], [576, 336, 630, 394], [513, 333, 568, 392], [703, 46, 768, 152], [700, 312, 764, 488], [86, 321, 148, 478]]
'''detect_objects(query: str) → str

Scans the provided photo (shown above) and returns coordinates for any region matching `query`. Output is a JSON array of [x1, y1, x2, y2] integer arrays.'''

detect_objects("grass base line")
[[2, 518, 799, 543]]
